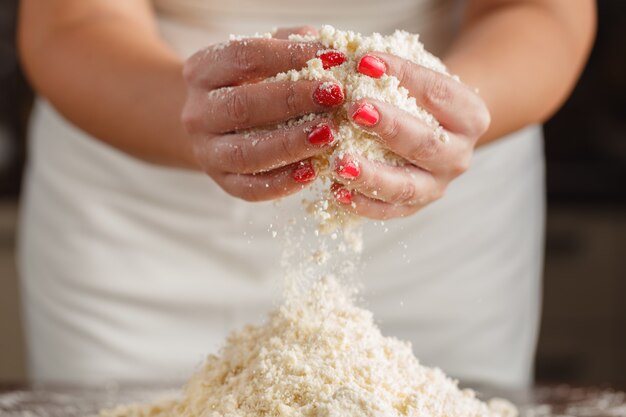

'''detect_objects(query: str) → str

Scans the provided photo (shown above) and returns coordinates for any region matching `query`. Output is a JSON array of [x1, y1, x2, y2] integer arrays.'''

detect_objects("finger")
[[186, 80, 344, 133], [348, 99, 472, 177], [332, 153, 441, 205], [184, 38, 320, 89], [184, 38, 343, 90], [333, 189, 421, 220], [357, 52, 490, 136], [216, 160, 316, 202], [273, 26, 319, 39], [199, 118, 336, 174]]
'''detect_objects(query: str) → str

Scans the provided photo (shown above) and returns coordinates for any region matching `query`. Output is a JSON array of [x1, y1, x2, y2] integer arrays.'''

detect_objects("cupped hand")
[[331, 53, 491, 220], [181, 27, 345, 202]]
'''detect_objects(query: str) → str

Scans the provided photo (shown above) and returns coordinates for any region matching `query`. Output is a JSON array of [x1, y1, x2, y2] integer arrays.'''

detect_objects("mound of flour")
[[273, 25, 452, 231], [100, 277, 517, 417]]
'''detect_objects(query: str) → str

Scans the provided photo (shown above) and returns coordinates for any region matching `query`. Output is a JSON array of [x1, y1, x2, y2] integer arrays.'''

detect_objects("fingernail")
[[307, 123, 335, 146], [351, 102, 379, 126], [318, 50, 347, 69], [335, 155, 360, 179], [357, 54, 386, 78], [314, 82, 344, 107], [331, 183, 353, 204], [293, 160, 316, 183]]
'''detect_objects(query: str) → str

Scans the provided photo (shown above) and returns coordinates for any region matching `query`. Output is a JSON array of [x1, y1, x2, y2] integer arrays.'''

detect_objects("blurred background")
[[0, 1, 624, 387]]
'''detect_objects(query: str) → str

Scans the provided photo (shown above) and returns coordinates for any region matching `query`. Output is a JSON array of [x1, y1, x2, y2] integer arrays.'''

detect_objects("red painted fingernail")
[[293, 160, 316, 183], [313, 82, 344, 107], [357, 54, 386, 78], [307, 123, 335, 146], [351, 102, 379, 126], [318, 50, 346, 69], [331, 183, 353, 204], [335, 155, 360, 179]]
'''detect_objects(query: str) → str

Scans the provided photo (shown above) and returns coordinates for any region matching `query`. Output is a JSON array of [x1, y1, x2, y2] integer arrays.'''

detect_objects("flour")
[[100, 277, 517, 417], [271, 26, 452, 232]]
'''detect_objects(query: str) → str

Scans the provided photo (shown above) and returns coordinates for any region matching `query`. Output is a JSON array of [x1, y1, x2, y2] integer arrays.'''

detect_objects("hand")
[[330, 53, 491, 220], [181, 27, 346, 202]]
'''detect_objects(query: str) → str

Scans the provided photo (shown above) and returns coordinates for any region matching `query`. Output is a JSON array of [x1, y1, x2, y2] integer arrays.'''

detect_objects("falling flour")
[[99, 27, 516, 417]]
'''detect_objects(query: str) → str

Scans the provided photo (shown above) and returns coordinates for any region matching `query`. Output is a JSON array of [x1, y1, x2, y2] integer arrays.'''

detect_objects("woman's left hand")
[[331, 52, 491, 220]]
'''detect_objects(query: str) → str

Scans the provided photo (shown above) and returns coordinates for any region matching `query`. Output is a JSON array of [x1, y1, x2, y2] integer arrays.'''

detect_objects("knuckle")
[[284, 83, 301, 116], [203, 142, 221, 170], [462, 90, 491, 137], [408, 133, 439, 162], [473, 105, 491, 136], [180, 95, 207, 135], [231, 41, 259, 76], [454, 155, 472, 176], [182, 51, 205, 84], [397, 60, 413, 86], [183, 45, 219, 85], [451, 155, 471, 176], [423, 74, 452, 109], [289, 47, 302, 69], [226, 143, 249, 173], [378, 114, 401, 140], [180, 105, 196, 133], [390, 181, 417, 205], [448, 147, 472, 176], [190, 138, 212, 172], [434, 186, 447, 201], [182, 60, 196, 84], [277, 131, 300, 162], [225, 89, 250, 128]]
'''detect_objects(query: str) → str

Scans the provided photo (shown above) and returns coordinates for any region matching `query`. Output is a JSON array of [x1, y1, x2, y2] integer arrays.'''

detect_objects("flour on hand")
[[273, 26, 453, 232]]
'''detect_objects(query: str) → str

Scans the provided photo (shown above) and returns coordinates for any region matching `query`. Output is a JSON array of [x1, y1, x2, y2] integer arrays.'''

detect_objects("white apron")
[[18, 0, 544, 388]]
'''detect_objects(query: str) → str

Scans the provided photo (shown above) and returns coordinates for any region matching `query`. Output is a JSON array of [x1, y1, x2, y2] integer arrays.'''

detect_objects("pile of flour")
[[100, 277, 517, 417], [273, 25, 452, 231]]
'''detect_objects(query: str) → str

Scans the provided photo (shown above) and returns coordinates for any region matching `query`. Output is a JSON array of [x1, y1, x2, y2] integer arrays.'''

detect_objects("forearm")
[[18, 4, 196, 169], [443, 0, 596, 145]]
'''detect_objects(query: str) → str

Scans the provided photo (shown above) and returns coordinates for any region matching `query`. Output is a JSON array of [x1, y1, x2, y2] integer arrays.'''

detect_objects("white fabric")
[[18, 0, 544, 388]]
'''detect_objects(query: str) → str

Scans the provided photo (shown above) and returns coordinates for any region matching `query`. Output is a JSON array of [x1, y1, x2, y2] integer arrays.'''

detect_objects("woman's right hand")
[[181, 32, 346, 202]]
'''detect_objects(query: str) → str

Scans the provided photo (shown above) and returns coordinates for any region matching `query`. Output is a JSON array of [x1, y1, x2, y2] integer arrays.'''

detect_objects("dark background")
[[0, 1, 624, 386]]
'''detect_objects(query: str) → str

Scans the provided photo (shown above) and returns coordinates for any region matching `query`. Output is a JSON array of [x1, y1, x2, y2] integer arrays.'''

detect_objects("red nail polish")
[[307, 124, 334, 146], [357, 55, 386, 78], [318, 50, 347, 69], [335, 155, 360, 179], [331, 183, 353, 204], [313, 82, 344, 107], [293, 160, 316, 183], [351, 102, 379, 126]]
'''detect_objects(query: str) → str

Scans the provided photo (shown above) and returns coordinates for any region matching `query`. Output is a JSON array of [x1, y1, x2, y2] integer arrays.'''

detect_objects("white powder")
[[100, 277, 517, 417], [271, 26, 452, 232]]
